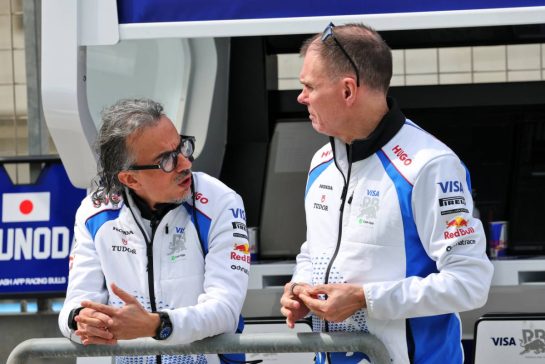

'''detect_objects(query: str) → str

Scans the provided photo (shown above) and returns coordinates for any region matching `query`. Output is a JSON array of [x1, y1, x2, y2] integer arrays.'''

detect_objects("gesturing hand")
[[79, 283, 159, 341]]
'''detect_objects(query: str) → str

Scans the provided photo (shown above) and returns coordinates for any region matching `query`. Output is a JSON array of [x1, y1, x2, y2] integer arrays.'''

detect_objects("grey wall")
[[1, 312, 74, 364]]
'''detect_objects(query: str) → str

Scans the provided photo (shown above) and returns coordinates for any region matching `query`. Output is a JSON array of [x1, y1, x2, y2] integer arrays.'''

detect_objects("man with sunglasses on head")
[[280, 23, 493, 363], [59, 98, 251, 364]]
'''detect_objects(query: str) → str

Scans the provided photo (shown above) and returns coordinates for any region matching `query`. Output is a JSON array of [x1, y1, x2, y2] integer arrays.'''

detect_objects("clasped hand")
[[74, 283, 158, 345], [280, 282, 366, 327]]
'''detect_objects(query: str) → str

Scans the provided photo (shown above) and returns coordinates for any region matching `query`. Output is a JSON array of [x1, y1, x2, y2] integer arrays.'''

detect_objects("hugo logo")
[[194, 192, 208, 204], [391, 145, 412, 165]]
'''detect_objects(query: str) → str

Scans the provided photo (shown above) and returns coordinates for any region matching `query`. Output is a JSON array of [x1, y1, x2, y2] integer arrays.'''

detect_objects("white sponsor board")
[[474, 315, 545, 363]]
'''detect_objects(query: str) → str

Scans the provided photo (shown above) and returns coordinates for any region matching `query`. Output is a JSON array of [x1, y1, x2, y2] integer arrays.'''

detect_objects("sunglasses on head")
[[321, 22, 360, 87]]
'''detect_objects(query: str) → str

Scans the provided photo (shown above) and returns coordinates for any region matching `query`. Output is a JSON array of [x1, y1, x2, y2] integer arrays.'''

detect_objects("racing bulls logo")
[[520, 339, 545, 355]]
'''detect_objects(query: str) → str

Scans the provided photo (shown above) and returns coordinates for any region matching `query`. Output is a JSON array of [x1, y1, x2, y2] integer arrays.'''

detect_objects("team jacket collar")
[[330, 97, 406, 164], [123, 189, 179, 222]]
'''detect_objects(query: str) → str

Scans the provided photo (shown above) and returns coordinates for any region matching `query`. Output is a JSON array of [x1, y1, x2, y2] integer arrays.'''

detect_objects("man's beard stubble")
[[171, 169, 192, 204]]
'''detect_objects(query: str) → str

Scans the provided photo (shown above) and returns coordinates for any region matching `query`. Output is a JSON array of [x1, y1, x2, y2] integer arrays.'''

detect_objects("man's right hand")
[[280, 282, 311, 329]]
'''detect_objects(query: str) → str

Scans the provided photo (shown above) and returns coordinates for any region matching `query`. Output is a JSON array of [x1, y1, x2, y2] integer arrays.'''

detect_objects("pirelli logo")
[[438, 196, 465, 207]]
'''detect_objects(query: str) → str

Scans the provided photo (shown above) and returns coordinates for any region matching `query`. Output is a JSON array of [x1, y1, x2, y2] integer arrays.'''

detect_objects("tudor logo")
[[313, 203, 328, 211], [111, 245, 136, 254]]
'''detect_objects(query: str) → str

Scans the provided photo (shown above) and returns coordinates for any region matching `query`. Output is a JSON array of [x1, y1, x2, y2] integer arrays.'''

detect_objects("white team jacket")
[[292, 98, 494, 364], [59, 172, 250, 364]]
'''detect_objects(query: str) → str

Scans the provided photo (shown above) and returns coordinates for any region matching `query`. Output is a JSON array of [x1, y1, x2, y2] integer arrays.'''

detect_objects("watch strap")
[[153, 311, 173, 340], [68, 307, 84, 330]]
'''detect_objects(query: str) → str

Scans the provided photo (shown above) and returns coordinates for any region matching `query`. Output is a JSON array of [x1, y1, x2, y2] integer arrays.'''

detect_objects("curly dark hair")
[[91, 98, 165, 206]]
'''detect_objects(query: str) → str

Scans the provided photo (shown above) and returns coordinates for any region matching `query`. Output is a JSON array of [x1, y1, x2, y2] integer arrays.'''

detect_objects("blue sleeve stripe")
[[377, 150, 462, 362], [461, 161, 472, 192], [407, 314, 463, 363], [85, 209, 121, 240], [182, 204, 244, 364], [305, 159, 333, 197], [183, 202, 211, 255]]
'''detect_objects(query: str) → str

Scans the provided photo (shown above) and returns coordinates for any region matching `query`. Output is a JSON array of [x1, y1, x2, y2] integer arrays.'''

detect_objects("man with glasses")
[[59, 98, 251, 364], [280, 23, 493, 363]]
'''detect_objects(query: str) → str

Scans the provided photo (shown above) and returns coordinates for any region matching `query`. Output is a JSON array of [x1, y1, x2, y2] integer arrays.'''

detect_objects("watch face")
[[160, 326, 172, 340]]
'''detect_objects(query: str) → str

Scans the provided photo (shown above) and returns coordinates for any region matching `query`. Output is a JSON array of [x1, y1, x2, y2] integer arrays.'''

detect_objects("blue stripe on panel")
[[182, 203, 211, 254], [461, 161, 472, 193], [118, 0, 545, 24], [377, 150, 461, 363], [85, 210, 120, 240], [305, 159, 333, 197]]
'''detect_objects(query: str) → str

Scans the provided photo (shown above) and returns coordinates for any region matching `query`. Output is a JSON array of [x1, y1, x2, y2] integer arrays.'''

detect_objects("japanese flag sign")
[[1, 192, 51, 223]]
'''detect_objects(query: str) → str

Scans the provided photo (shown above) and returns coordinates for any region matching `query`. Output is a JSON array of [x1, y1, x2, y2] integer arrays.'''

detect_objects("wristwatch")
[[68, 307, 84, 330], [153, 311, 173, 340]]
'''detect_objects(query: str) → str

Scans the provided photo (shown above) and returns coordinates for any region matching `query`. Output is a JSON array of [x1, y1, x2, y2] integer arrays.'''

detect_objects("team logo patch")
[[168, 233, 187, 261], [356, 190, 380, 226]]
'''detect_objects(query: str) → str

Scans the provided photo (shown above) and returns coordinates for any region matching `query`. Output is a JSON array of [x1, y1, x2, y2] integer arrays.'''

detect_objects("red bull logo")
[[233, 243, 250, 255], [444, 216, 474, 239], [446, 216, 469, 228], [231, 243, 251, 263]]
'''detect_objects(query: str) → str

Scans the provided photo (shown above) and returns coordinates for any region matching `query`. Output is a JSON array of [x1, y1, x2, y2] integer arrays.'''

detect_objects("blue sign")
[[118, 0, 545, 23], [0, 163, 86, 296]]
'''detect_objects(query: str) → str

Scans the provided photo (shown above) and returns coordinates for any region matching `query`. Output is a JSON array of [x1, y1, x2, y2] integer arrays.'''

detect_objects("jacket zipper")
[[324, 143, 353, 363], [127, 202, 162, 364]]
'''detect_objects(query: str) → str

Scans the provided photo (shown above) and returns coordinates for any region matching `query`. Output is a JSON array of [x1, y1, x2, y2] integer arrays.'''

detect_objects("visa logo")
[[491, 337, 516, 346], [229, 208, 246, 220], [367, 189, 379, 197], [437, 181, 464, 193], [175, 227, 185, 234]]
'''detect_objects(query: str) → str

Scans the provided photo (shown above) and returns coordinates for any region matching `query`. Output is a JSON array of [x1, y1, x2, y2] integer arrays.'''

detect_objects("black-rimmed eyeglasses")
[[321, 22, 360, 87], [127, 135, 195, 173]]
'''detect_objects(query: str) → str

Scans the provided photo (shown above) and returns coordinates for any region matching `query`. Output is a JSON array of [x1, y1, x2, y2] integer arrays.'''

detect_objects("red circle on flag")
[[19, 199, 34, 215]]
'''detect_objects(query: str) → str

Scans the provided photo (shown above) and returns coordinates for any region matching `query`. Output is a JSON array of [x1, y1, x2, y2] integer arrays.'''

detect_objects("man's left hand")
[[298, 283, 366, 322]]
